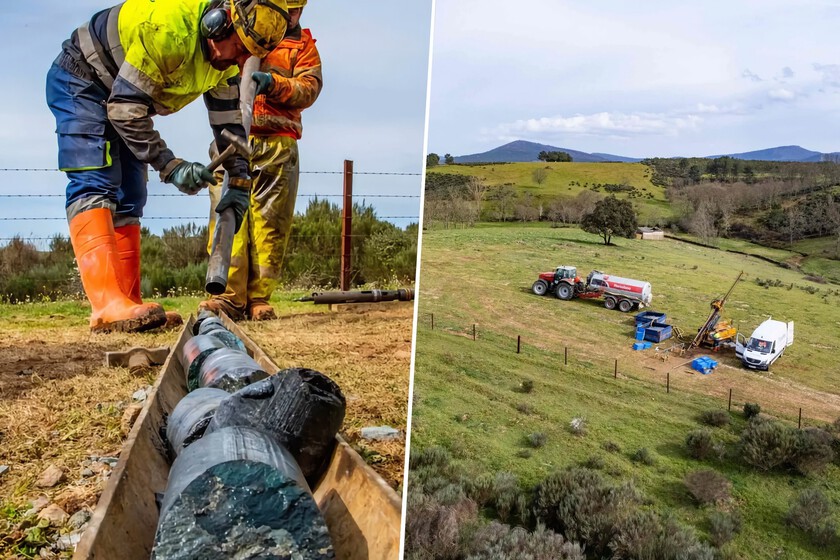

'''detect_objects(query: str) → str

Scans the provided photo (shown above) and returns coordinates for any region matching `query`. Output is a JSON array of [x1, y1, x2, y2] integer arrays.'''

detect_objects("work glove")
[[252, 71, 274, 96], [166, 160, 217, 195], [215, 186, 250, 233]]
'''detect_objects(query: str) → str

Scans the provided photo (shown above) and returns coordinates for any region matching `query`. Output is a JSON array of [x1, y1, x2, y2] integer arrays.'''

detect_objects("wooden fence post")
[[431, 313, 434, 330], [799, 408, 802, 429], [473, 324, 476, 341], [666, 371, 670, 393], [517, 336, 521, 354], [614, 359, 618, 379], [564, 347, 568, 366], [728, 388, 732, 411]]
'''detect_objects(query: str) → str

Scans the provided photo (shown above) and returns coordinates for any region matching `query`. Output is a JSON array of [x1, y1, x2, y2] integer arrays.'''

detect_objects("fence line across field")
[[423, 312, 832, 431]]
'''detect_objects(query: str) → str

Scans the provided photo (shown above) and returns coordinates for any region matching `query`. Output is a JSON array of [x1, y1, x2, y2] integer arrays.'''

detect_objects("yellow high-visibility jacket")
[[60, 0, 246, 179]]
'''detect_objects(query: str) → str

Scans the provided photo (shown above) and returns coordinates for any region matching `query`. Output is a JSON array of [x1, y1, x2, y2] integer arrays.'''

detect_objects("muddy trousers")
[[208, 135, 300, 314]]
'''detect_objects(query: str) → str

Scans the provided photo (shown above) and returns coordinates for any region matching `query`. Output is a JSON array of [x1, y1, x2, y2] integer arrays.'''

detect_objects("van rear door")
[[786, 321, 794, 347], [735, 332, 746, 360]]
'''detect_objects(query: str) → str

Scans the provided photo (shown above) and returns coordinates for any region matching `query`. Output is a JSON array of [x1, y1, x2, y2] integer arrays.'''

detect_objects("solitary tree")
[[532, 167, 548, 185], [444, 153, 455, 165], [580, 196, 637, 245], [426, 153, 440, 167]]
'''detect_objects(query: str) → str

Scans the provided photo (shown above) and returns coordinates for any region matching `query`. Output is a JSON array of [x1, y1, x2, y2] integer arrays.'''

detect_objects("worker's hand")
[[166, 160, 217, 195], [251, 71, 274, 96], [215, 187, 250, 233]]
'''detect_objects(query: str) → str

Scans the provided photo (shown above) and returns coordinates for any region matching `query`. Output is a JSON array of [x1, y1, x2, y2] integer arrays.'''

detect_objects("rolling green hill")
[[427, 161, 673, 225], [411, 223, 840, 559]]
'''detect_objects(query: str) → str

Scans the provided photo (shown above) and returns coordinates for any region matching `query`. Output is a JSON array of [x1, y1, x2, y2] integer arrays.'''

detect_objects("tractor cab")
[[553, 266, 577, 283]]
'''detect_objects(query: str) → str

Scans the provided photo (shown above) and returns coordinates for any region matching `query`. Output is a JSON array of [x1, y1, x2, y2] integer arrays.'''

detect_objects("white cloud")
[[742, 69, 763, 82], [768, 88, 796, 101], [491, 111, 702, 139], [813, 63, 840, 87], [782, 66, 795, 78]]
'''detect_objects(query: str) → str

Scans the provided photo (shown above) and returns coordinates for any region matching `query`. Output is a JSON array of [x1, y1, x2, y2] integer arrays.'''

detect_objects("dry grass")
[[0, 300, 412, 557]]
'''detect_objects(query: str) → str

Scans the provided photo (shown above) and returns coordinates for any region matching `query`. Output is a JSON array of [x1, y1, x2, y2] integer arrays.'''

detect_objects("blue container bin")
[[635, 311, 666, 326], [644, 322, 673, 343], [635, 327, 645, 341], [691, 356, 719, 374]]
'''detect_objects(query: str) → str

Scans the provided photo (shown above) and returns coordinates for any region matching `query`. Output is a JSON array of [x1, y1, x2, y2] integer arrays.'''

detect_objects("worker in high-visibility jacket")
[[45, 0, 289, 333], [202, 0, 322, 321]]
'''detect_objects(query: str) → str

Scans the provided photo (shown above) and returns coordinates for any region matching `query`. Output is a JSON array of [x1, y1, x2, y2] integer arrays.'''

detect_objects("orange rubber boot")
[[115, 224, 183, 329], [70, 209, 166, 333]]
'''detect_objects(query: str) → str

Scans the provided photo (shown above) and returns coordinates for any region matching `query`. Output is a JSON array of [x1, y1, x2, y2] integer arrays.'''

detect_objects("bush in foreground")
[[786, 489, 837, 546], [743, 403, 761, 419], [686, 429, 722, 461], [739, 419, 796, 471], [684, 469, 732, 505], [708, 510, 742, 547], [465, 522, 584, 560], [698, 409, 730, 427]]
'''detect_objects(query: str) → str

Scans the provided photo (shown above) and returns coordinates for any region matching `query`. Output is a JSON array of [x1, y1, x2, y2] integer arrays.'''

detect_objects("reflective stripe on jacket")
[[250, 27, 322, 139]]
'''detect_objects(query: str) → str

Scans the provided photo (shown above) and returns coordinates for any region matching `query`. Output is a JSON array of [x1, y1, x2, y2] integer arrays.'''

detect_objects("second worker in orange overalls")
[[203, 0, 322, 320]]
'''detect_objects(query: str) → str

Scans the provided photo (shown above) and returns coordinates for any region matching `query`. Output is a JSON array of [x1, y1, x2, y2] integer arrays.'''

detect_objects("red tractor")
[[532, 266, 652, 312]]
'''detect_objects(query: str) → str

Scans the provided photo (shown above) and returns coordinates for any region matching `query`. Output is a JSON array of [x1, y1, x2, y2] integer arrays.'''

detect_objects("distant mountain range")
[[452, 140, 839, 164]]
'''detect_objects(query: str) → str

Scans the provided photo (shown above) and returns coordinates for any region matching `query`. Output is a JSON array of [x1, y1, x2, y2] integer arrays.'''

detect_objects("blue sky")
[[428, 0, 840, 159], [0, 0, 432, 245]]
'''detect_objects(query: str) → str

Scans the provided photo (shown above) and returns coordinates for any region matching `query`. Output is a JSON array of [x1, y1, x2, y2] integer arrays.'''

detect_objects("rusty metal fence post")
[[340, 160, 353, 291]]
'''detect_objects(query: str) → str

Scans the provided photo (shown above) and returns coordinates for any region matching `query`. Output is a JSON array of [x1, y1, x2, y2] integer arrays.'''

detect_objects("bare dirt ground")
[[0, 300, 413, 558]]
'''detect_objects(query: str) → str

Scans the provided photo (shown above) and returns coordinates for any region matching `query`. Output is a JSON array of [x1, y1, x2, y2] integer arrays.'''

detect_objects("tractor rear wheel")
[[556, 284, 574, 300], [604, 297, 617, 310], [618, 299, 633, 312], [532, 280, 548, 296]]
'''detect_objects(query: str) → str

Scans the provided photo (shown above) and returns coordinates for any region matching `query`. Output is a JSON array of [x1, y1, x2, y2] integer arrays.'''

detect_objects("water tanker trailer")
[[532, 266, 652, 312]]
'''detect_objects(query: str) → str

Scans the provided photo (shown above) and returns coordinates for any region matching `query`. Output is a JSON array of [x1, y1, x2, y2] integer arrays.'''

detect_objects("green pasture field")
[[411, 223, 840, 559], [428, 162, 675, 224]]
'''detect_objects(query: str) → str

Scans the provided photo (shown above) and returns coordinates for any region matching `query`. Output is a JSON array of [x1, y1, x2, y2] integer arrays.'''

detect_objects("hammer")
[[205, 57, 261, 296], [207, 129, 251, 174]]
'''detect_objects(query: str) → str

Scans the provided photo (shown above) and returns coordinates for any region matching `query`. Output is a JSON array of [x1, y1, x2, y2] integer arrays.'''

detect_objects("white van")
[[735, 318, 794, 370]]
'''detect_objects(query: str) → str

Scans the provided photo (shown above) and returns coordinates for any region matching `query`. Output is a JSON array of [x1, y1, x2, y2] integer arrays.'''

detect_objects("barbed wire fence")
[[0, 166, 423, 249], [422, 311, 836, 431]]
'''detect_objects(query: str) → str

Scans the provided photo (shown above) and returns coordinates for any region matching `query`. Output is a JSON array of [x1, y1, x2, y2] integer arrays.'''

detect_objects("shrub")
[[569, 417, 587, 436], [465, 522, 585, 560], [405, 492, 477, 560], [709, 510, 742, 547], [527, 432, 547, 448], [686, 429, 722, 461], [786, 489, 837, 546], [684, 469, 732, 505], [611, 511, 715, 560], [739, 419, 796, 471], [515, 402, 533, 414], [492, 472, 522, 523], [520, 380, 534, 393], [411, 446, 452, 470], [602, 441, 621, 454], [581, 456, 605, 470], [532, 467, 642, 557], [631, 447, 655, 465], [698, 410, 730, 427], [465, 473, 495, 507], [793, 427, 835, 475], [743, 403, 761, 419], [516, 449, 532, 459]]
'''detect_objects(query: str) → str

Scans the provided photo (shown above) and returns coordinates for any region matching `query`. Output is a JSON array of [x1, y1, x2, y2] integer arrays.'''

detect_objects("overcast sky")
[[428, 0, 840, 159], [1, 0, 432, 244]]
